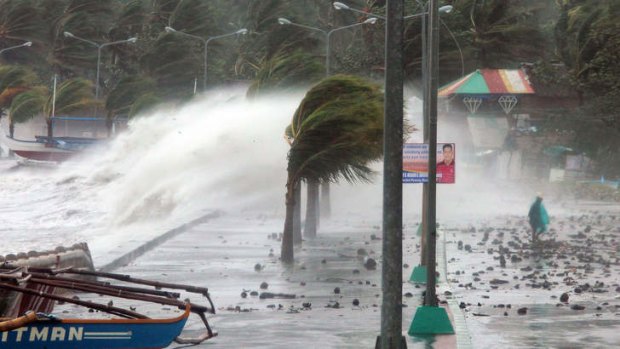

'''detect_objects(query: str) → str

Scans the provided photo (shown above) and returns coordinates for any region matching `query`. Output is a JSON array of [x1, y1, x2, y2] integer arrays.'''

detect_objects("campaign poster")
[[403, 143, 455, 184]]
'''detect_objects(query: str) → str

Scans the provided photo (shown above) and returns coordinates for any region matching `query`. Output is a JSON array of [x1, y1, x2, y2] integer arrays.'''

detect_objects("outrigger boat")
[[0, 304, 193, 349], [0, 265, 218, 348]]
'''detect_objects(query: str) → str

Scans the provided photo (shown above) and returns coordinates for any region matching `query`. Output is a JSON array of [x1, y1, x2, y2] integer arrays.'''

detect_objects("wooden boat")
[[0, 304, 195, 349], [0, 133, 77, 162], [0, 244, 95, 318], [0, 265, 218, 347]]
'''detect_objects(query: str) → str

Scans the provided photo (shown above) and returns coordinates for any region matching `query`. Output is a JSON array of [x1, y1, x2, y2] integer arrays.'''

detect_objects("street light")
[[278, 17, 377, 76], [334, 2, 452, 19], [63, 32, 137, 100], [0, 41, 32, 55], [334, 1, 463, 76], [165, 27, 248, 91]]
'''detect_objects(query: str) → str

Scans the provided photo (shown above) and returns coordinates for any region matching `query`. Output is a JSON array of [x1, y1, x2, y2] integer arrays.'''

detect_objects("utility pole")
[[378, 0, 405, 348], [409, 0, 454, 336], [424, 0, 440, 309]]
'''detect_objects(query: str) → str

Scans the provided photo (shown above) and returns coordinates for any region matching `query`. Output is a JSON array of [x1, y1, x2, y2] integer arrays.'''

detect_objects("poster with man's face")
[[403, 143, 455, 184]]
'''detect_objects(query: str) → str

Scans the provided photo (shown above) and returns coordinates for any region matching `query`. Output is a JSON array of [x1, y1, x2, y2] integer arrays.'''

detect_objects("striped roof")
[[439, 69, 535, 97]]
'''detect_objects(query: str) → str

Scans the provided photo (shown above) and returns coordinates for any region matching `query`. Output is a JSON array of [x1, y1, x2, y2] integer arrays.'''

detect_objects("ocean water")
[[0, 86, 532, 265], [0, 87, 302, 263]]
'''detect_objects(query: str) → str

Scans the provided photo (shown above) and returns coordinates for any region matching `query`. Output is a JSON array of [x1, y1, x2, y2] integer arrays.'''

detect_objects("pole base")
[[408, 306, 455, 335], [409, 265, 427, 283], [374, 335, 408, 349]]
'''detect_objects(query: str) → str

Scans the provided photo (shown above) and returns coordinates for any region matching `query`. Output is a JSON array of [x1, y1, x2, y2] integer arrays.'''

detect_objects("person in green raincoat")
[[528, 194, 549, 242]]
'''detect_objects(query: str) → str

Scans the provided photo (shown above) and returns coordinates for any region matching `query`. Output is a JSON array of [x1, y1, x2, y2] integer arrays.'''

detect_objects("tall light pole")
[[335, 0, 461, 275], [165, 27, 248, 91], [63, 32, 137, 100], [0, 41, 32, 56], [333, 2, 461, 76], [277, 17, 377, 76]]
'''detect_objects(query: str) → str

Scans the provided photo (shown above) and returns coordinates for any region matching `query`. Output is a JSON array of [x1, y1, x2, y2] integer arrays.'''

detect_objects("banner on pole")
[[403, 143, 455, 184]]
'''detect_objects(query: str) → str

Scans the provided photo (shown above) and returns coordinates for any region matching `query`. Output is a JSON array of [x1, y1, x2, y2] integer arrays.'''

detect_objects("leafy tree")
[[460, 0, 549, 68], [0, 65, 39, 136], [9, 78, 97, 141], [281, 75, 384, 262]]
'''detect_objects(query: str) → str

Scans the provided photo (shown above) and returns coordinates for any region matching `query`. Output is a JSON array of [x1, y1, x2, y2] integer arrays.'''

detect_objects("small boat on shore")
[[0, 265, 218, 347], [0, 303, 196, 349], [1, 116, 110, 163], [0, 244, 95, 317]]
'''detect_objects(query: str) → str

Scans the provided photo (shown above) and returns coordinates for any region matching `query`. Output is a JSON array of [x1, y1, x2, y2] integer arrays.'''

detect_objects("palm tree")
[[463, 0, 549, 68], [9, 78, 97, 142], [0, 65, 39, 137], [281, 74, 384, 263], [105, 74, 157, 136]]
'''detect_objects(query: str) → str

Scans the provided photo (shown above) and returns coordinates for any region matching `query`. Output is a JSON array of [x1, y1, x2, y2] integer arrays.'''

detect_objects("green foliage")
[[0, 65, 39, 109], [105, 74, 156, 116], [287, 74, 384, 184], [246, 50, 323, 97], [9, 78, 96, 123]]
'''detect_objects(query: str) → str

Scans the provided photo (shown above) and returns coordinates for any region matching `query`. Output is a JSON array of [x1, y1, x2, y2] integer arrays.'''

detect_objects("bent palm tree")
[[0, 65, 38, 136], [281, 75, 384, 263], [9, 78, 96, 141]]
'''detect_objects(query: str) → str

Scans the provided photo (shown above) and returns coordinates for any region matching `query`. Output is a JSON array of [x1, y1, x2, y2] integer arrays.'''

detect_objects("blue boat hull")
[[0, 308, 189, 349]]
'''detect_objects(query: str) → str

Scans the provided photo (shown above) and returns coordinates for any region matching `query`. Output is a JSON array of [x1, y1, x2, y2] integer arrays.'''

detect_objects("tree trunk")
[[9, 121, 14, 138], [293, 181, 302, 245], [46, 118, 53, 145], [106, 111, 114, 138], [304, 178, 319, 238], [281, 176, 296, 263], [320, 181, 331, 220]]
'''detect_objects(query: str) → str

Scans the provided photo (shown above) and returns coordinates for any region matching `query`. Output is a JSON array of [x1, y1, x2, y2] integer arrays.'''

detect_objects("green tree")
[[0, 65, 39, 136], [9, 78, 96, 141], [281, 75, 384, 263]]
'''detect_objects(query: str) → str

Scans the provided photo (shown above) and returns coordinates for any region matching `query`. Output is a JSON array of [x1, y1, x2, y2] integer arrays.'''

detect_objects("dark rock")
[[254, 263, 262, 272], [560, 292, 569, 303], [241, 292, 247, 298], [571, 304, 585, 310], [517, 307, 527, 315], [334, 287, 341, 294], [260, 282, 269, 290], [259, 292, 296, 299], [352, 299, 360, 306], [363, 257, 377, 270]]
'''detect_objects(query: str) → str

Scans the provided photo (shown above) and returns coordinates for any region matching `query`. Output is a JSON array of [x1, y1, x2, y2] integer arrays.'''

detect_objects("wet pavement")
[[442, 209, 620, 348], [53, 203, 620, 348], [56, 215, 458, 348]]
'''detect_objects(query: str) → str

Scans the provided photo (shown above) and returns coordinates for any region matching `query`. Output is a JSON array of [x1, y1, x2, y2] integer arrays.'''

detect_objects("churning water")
[[0, 87, 303, 262], [0, 85, 532, 265]]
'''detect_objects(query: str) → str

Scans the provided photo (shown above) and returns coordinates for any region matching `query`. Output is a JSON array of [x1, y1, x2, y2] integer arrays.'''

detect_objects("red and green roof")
[[439, 69, 535, 97]]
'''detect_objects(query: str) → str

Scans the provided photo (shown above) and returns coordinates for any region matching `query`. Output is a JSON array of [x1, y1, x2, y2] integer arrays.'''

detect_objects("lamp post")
[[0, 41, 32, 55], [165, 27, 248, 91], [63, 32, 137, 100], [277, 17, 377, 76], [334, 1, 463, 77]]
